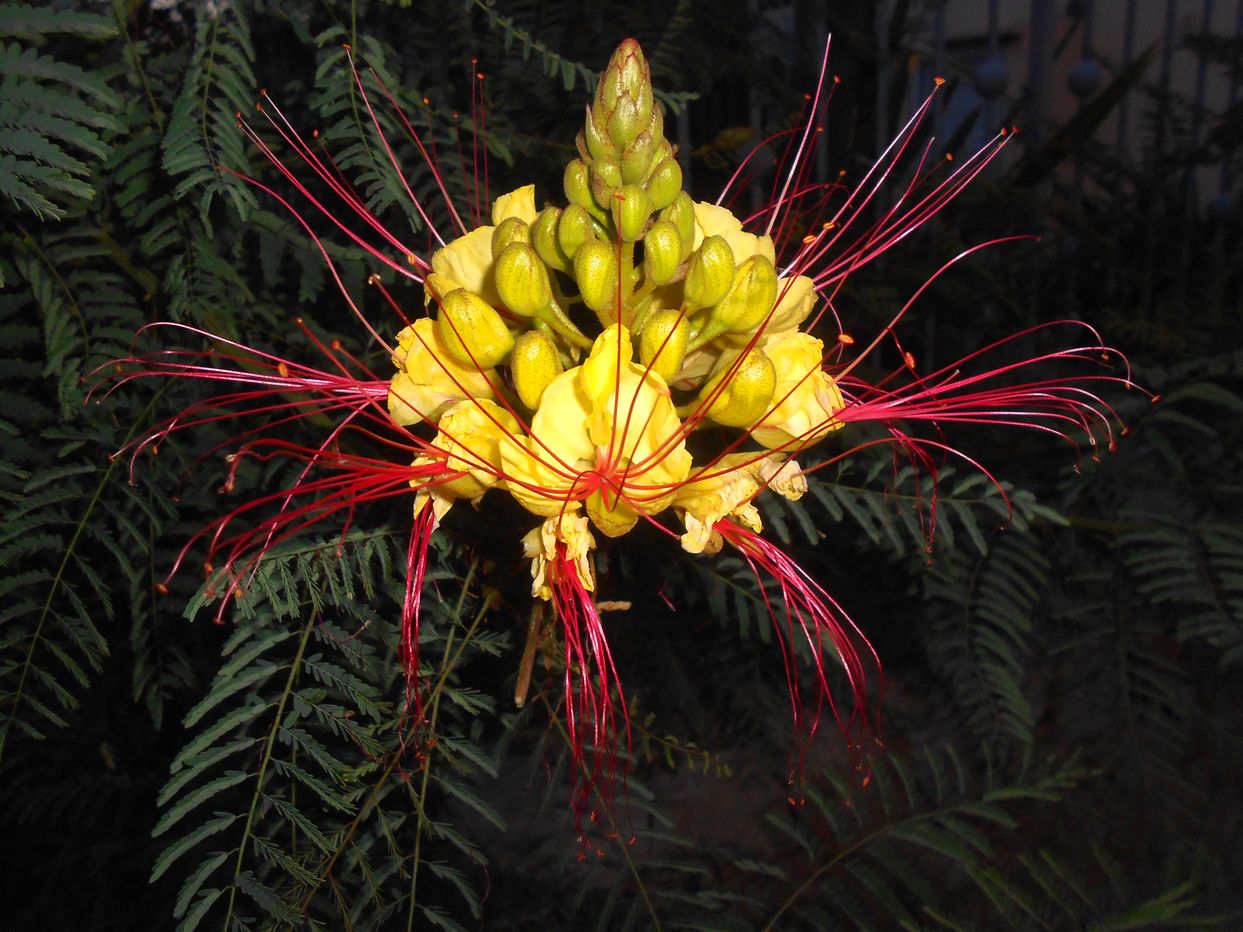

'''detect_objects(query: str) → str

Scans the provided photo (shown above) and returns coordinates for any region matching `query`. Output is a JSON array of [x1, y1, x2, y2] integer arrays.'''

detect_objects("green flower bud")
[[611, 183, 651, 243], [573, 238, 619, 313], [638, 309, 689, 383], [598, 38, 651, 118], [654, 136, 673, 160], [642, 220, 682, 285], [494, 243, 552, 317], [436, 288, 514, 369], [511, 329, 563, 410], [620, 130, 657, 184], [557, 204, 596, 261], [699, 348, 776, 427], [646, 102, 664, 148], [591, 41, 656, 170], [531, 207, 570, 274], [711, 255, 779, 334], [606, 94, 645, 149], [491, 217, 530, 256], [645, 157, 682, 211], [564, 159, 595, 212], [590, 155, 623, 204], [582, 107, 611, 160], [661, 192, 696, 259], [684, 235, 735, 309]]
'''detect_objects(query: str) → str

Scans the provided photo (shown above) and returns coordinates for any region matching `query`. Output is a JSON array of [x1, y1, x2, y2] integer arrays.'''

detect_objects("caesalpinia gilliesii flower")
[[109, 37, 1144, 835]]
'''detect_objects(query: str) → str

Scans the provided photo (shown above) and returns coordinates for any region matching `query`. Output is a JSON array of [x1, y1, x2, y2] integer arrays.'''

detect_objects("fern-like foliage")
[[754, 746, 1201, 929], [154, 535, 507, 931], [0, 221, 173, 758], [160, 1, 257, 222], [924, 529, 1050, 746], [0, 4, 120, 227]]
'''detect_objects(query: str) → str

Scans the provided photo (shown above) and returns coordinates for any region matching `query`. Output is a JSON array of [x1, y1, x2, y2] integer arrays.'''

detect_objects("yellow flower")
[[692, 200, 776, 266], [749, 330, 846, 449], [388, 319, 496, 426], [767, 275, 817, 333], [432, 398, 523, 500], [428, 185, 537, 306], [500, 325, 692, 532], [522, 511, 596, 600]]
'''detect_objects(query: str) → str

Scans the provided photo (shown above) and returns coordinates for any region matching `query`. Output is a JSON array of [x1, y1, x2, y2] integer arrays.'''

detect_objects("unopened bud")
[[645, 158, 682, 211], [711, 255, 779, 334], [597, 40, 653, 150], [557, 205, 596, 260], [494, 243, 552, 317], [436, 289, 514, 369], [699, 349, 776, 427], [646, 102, 664, 146], [574, 238, 619, 313], [661, 192, 696, 259], [654, 134, 672, 159], [590, 155, 623, 204], [606, 94, 646, 149], [621, 130, 657, 184], [564, 159, 596, 212], [600, 39, 649, 105], [492, 217, 529, 255], [510, 329, 563, 409], [531, 207, 570, 274], [638, 309, 689, 383], [643, 220, 682, 285], [611, 184, 651, 242], [684, 235, 735, 309], [582, 107, 611, 160]]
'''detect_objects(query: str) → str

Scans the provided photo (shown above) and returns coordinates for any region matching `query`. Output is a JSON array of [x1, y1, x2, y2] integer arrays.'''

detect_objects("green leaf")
[[151, 813, 240, 883]]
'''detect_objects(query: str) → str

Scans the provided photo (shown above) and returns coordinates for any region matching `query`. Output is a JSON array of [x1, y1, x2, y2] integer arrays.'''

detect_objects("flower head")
[[112, 36, 1144, 838]]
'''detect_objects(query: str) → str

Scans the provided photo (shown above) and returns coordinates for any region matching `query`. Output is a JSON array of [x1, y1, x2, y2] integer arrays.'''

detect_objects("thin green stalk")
[[406, 563, 491, 930], [221, 611, 318, 932], [762, 803, 962, 930], [296, 560, 490, 919], [1, 386, 168, 763]]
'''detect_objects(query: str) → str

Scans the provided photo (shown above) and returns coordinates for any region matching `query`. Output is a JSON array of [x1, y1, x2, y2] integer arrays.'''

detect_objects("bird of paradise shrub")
[[107, 37, 1138, 836]]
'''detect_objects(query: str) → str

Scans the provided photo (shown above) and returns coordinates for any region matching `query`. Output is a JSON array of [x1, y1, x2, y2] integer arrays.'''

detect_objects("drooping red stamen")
[[715, 519, 881, 786], [546, 545, 630, 847], [400, 502, 438, 730]]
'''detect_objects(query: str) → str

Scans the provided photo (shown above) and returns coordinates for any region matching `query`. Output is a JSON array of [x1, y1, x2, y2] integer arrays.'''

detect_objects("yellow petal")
[[749, 331, 845, 449], [387, 319, 496, 426], [436, 398, 524, 493], [491, 184, 538, 225], [691, 200, 776, 265], [768, 276, 817, 332], [500, 370, 594, 516], [672, 452, 782, 552], [431, 225, 499, 306]]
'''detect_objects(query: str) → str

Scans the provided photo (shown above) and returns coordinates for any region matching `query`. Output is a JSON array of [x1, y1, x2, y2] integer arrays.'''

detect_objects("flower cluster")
[[110, 38, 1138, 833]]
